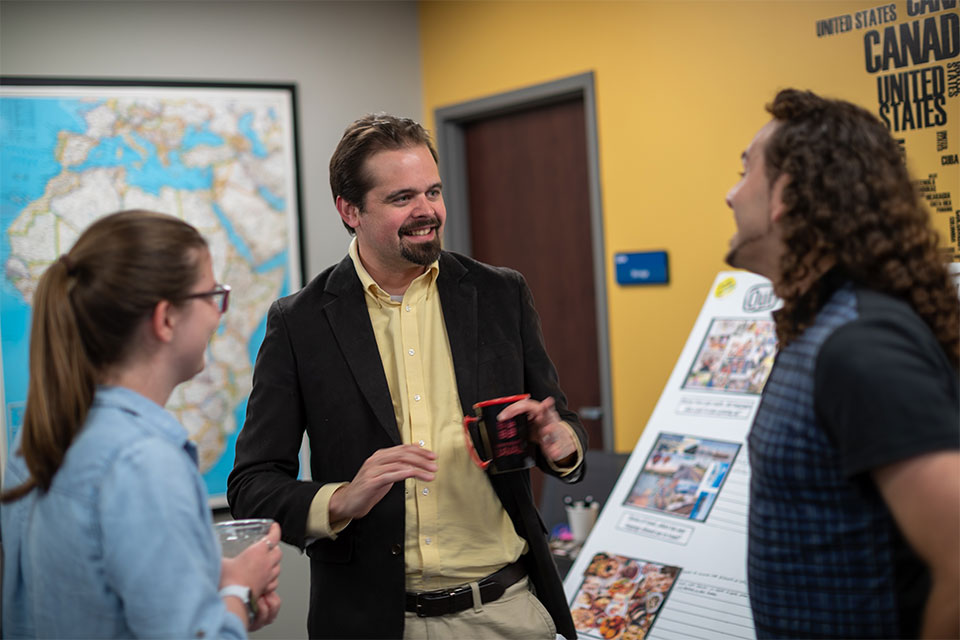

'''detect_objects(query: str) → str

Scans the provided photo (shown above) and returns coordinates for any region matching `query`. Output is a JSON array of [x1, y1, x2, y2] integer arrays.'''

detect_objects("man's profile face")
[[724, 120, 785, 278], [350, 144, 446, 273]]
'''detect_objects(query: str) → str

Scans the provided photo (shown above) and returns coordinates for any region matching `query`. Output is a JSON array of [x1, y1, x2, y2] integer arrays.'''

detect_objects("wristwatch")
[[219, 584, 258, 622]]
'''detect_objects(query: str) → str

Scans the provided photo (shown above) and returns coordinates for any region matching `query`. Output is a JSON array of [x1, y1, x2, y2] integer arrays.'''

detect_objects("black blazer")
[[228, 251, 586, 639]]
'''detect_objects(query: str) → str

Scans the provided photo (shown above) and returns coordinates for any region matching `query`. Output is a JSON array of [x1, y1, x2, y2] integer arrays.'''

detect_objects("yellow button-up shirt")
[[308, 239, 526, 590]]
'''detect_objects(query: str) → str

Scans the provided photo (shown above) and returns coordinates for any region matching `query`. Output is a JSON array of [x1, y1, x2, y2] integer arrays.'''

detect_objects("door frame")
[[434, 71, 613, 451]]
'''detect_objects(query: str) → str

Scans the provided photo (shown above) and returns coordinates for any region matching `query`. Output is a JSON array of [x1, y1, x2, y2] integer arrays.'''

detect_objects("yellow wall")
[[419, 0, 956, 452]]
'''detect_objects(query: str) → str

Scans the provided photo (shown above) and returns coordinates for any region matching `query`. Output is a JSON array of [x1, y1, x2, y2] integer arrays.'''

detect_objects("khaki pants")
[[403, 577, 557, 640]]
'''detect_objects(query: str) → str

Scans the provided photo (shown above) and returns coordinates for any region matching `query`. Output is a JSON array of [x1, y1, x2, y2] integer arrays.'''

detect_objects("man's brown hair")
[[329, 114, 438, 234]]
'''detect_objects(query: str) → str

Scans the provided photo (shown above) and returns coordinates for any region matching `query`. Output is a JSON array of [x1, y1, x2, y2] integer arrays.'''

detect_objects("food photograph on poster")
[[623, 433, 741, 522], [571, 552, 682, 640], [681, 318, 777, 394]]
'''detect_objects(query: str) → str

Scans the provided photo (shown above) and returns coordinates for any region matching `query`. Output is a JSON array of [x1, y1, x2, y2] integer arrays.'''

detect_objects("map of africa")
[[0, 83, 301, 503]]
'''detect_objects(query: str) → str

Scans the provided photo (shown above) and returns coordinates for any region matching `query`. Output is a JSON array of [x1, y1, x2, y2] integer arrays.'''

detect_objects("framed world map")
[[0, 77, 304, 506]]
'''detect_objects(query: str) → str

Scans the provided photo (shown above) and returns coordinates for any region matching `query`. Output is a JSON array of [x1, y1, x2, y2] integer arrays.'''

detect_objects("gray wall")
[[1, 2, 423, 637], [0, 0, 424, 280]]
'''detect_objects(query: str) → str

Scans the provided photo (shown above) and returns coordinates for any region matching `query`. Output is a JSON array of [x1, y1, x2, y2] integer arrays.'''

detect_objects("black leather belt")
[[405, 560, 527, 617]]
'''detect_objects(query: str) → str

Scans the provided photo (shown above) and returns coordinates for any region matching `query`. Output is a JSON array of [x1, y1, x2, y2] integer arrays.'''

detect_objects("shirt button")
[[408, 348, 415, 356], [405, 305, 412, 312], [424, 537, 432, 545], [422, 488, 429, 496], [418, 439, 425, 447], [391, 544, 402, 556], [414, 394, 421, 402]]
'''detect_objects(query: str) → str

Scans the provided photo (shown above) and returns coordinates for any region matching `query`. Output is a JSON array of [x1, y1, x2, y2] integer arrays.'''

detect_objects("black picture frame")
[[0, 76, 306, 507]]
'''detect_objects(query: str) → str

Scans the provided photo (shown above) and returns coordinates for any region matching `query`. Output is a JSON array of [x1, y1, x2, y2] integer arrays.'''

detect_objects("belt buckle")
[[415, 589, 451, 618], [415, 585, 473, 617]]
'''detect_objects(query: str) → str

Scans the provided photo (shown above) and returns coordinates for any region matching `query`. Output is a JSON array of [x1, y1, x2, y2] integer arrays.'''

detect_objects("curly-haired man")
[[726, 88, 959, 639]]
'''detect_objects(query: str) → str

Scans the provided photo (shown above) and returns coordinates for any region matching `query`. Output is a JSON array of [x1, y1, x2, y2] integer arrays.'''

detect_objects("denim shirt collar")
[[93, 385, 199, 465]]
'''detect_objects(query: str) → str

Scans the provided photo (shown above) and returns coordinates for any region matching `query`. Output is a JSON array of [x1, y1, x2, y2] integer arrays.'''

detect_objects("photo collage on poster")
[[682, 318, 776, 394], [623, 433, 741, 522], [563, 272, 780, 640], [571, 552, 681, 640]]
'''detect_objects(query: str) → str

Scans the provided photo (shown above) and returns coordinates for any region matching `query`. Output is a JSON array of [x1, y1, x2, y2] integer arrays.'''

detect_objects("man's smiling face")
[[347, 144, 446, 275]]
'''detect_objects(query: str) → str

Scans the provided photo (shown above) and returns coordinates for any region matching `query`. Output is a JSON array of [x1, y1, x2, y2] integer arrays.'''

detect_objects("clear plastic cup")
[[214, 518, 274, 558]]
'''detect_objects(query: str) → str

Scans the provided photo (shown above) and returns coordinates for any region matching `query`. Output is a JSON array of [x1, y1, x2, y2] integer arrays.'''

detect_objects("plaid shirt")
[[747, 283, 916, 638]]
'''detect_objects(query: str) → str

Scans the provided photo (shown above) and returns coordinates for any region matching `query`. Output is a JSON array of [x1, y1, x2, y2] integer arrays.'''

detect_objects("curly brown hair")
[[763, 88, 959, 367]]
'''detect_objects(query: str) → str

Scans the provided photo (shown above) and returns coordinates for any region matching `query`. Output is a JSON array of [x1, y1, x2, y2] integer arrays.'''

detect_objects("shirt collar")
[[772, 265, 848, 329], [92, 385, 198, 463], [348, 237, 440, 305]]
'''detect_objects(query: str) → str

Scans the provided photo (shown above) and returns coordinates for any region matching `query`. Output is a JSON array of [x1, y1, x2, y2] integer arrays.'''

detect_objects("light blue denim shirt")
[[1, 385, 246, 639]]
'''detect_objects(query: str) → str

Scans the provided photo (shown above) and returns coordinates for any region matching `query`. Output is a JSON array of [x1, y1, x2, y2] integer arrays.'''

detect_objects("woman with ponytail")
[[1, 210, 282, 638]]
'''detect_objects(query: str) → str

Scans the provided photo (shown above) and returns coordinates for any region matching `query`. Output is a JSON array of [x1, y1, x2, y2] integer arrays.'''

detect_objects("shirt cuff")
[[306, 482, 352, 539], [546, 421, 584, 477]]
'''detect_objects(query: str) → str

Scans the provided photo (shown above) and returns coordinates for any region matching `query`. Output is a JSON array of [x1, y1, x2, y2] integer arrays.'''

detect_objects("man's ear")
[[336, 195, 362, 231], [150, 300, 177, 344], [769, 173, 791, 223]]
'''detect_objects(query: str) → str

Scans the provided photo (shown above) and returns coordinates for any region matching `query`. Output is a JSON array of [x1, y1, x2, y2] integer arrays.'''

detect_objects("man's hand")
[[329, 444, 437, 522], [498, 396, 577, 464]]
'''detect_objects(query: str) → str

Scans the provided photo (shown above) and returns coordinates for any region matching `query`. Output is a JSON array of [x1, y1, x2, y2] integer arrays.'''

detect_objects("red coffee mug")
[[462, 394, 535, 474]]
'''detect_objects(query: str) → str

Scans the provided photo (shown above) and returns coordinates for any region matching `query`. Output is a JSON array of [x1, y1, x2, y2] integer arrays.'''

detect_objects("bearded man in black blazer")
[[228, 114, 586, 640]]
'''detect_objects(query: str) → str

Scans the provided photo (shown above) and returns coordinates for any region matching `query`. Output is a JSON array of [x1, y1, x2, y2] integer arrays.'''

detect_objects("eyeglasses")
[[178, 284, 231, 313]]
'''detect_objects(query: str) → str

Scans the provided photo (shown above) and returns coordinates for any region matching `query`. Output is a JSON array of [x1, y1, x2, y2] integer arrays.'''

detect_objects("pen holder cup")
[[565, 502, 600, 542]]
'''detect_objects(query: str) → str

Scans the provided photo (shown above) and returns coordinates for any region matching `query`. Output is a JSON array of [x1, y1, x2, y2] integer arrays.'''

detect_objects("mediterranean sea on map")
[[0, 90, 299, 503]]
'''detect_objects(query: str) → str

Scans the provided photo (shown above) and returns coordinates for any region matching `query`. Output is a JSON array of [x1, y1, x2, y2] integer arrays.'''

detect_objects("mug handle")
[[462, 416, 491, 471]]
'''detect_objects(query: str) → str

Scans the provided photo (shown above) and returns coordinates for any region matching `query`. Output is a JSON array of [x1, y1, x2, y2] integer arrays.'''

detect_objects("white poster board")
[[564, 271, 779, 640]]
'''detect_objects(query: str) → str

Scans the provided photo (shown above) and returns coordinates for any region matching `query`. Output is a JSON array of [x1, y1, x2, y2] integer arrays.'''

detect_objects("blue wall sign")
[[615, 251, 669, 285]]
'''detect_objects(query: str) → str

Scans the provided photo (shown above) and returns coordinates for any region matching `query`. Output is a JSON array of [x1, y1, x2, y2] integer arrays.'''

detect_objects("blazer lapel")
[[437, 253, 478, 413], [323, 255, 401, 444]]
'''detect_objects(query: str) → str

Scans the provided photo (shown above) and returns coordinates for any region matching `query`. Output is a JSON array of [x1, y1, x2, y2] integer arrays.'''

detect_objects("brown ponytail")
[[3, 258, 95, 501], [2, 210, 208, 502]]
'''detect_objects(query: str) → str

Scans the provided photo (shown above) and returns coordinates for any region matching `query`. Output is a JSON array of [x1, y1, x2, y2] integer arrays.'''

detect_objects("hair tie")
[[58, 254, 75, 274]]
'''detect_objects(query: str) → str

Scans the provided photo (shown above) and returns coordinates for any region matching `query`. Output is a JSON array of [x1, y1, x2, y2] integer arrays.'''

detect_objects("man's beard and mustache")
[[724, 238, 751, 269], [399, 217, 442, 266], [724, 226, 771, 271]]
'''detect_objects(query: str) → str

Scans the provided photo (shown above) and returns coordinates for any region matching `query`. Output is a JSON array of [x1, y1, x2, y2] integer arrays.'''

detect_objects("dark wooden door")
[[463, 98, 603, 459]]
